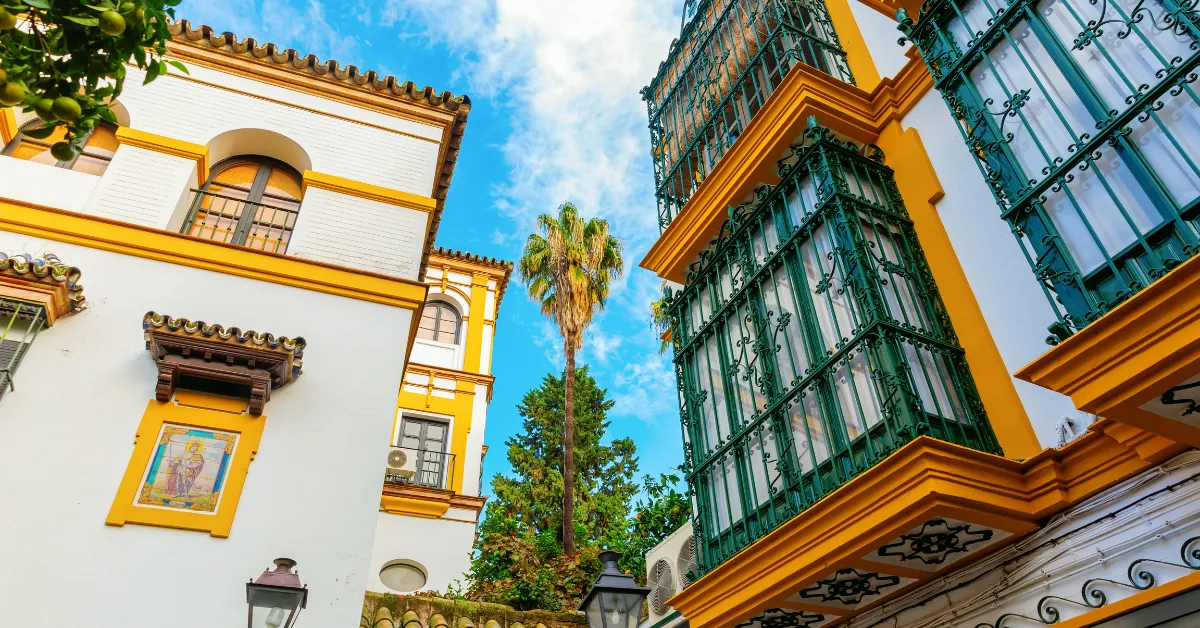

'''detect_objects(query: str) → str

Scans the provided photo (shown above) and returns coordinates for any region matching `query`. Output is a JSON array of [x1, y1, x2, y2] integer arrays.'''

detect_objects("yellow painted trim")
[[640, 52, 933, 283], [824, 0, 882, 92], [462, 272, 489, 375], [397, 379, 476, 494], [873, 123, 1040, 458], [0, 108, 17, 144], [380, 494, 451, 519], [0, 200, 428, 311], [302, 170, 437, 212], [174, 390, 250, 414], [1016, 252, 1200, 448], [1062, 570, 1200, 627], [668, 421, 1185, 628], [114, 126, 210, 186], [105, 398, 266, 537]]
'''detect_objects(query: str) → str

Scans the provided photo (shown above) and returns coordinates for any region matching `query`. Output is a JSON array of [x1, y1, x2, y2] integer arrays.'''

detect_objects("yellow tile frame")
[[105, 396, 266, 538]]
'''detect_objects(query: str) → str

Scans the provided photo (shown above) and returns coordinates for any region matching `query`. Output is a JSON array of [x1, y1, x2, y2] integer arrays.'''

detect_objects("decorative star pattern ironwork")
[[876, 518, 995, 565], [735, 608, 826, 628], [796, 568, 901, 606]]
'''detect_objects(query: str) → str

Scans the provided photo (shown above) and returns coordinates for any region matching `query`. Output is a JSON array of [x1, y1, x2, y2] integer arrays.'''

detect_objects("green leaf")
[[84, 3, 113, 11], [97, 107, 118, 123], [64, 16, 100, 26], [21, 125, 59, 139], [143, 60, 160, 84], [22, 0, 51, 8], [166, 60, 189, 75]]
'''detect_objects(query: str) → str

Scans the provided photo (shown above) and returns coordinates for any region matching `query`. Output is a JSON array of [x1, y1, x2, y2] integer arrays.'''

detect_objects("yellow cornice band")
[[114, 126, 210, 186], [380, 494, 452, 519], [0, 200, 428, 310], [302, 170, 437, 212], [0, 108, 17, 144]]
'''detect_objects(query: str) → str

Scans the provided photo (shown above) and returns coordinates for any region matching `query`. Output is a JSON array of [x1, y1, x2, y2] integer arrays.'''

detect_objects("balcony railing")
[[181, 189, 299, 254], [383, 447, 456, 491], [643, 0, 854, 231], [667, 121, 999, 575]]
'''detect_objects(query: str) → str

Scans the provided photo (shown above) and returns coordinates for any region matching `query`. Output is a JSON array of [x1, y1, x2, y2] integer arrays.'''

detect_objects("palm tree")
[[520, 202, 624, 554]]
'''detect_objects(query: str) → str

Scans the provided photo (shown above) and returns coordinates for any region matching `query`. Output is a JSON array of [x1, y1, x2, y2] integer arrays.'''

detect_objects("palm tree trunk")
[[562, 337, 576, 555]]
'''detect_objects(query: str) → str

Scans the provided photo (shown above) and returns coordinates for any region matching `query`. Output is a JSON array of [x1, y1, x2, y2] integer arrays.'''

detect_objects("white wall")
[[85, 146, 197, 228], [849, 0, 913, 80], [0, 156, 100, 212], [0, 231, 413, 628], [117, 65, 441, 195], [367, 511, 477, 594], [900, 93, 1080, 448]]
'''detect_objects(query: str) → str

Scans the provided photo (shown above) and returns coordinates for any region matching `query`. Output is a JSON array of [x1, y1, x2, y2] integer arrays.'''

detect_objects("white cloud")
[[610, 349, 677, 426]]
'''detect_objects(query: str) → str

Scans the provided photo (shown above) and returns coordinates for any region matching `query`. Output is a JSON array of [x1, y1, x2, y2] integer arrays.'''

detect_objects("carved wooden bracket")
[[143, 312, 305, 416]]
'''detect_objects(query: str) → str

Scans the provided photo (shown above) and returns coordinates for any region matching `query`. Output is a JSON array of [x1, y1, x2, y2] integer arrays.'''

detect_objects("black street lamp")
[[247, 558, 309, 628], [579, 551, 652, 628]]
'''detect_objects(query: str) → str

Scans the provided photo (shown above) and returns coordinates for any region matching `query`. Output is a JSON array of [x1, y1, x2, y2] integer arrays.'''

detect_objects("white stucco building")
[[0, 20, 504, 628]]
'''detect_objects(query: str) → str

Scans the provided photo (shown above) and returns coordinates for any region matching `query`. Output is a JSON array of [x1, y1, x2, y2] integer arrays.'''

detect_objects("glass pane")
[[831, 350, 883, 439], [209, 162, 260, 193], [437, 306, 459, 343], [263, 166, 302, 200], [81, 125, 118, 158], [790, 386, 830, 473], [70, 154, 110, 176], [746, 427, 780, 507], [416, 306, 438, 341]]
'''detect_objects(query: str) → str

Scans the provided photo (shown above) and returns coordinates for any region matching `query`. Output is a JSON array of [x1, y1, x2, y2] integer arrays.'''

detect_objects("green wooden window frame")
[[665, 120, 1001, 575], [643, 0, 856, 233], [0, 297, 47, 401], [898, 0, 1200, 341]]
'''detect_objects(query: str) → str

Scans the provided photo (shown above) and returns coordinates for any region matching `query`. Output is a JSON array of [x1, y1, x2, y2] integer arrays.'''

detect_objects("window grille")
[[182, 157, 302, 254], [898, 0, 1200, 338], [666, 120, 1000, 575], [644, 0, 856, 232], [0, 298, 46, 400]]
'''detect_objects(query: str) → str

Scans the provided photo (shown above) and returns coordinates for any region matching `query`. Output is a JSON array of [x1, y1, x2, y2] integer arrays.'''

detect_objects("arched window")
[[183, 156, 302, 254], [1, 121, 118, 176], [416, 301, 461, 344]]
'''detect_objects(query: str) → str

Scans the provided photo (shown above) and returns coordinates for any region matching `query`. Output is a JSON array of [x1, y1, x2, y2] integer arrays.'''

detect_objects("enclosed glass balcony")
[[898, 0, 1200, 340], [665, 120, 1000, 575], [644, 0, 855, 232]]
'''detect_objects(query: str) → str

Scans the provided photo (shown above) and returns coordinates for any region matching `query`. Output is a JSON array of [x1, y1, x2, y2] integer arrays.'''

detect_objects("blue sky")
[[175, 0, 688, 494]]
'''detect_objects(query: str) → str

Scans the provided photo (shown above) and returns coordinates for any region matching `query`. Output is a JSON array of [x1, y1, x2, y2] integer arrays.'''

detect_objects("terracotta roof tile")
[[362, 593, 586, 628], [0, 252, 85, 312], [142, 311, 306, 375]]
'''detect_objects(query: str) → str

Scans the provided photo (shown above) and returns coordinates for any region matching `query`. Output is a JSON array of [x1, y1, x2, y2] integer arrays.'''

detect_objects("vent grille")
[[677, 535, 696, 589], [649, 558, 675, 615]]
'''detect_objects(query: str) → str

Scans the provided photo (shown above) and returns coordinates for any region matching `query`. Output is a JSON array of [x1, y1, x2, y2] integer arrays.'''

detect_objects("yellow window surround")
[[0, 108, 17, 145], [396, 376, 479, 495], [105, 397, 267, 538], [301, 170, 437, 213]]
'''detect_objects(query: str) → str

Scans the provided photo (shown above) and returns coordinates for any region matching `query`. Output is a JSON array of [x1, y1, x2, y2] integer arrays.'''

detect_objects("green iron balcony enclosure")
[[0, 297, 45, 401], [665, 120, 1000, 575], [897, 0, 1200, 342], [643, 0, 855, 232]]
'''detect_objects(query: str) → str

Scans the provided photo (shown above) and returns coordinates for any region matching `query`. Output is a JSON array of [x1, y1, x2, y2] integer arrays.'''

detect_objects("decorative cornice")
[[0, 252, 85, 325], [380, 483, 487, 522], [143, 312, 305, 415], [427, 246, 514, 314]]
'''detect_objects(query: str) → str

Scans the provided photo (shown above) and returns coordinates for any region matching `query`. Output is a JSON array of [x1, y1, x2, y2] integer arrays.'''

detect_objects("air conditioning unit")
[[384, 448, 417, 484], [649, 559, 676, 615], [677, 535, 696, 589]]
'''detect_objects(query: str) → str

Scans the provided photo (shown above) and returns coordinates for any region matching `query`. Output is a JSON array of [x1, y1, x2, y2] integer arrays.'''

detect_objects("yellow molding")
[[874, 123, 1039, 458], [667, 420, 1184, 628], [380, 494, 451, 519], [302, 170, 437, 212], [114, 126, 210, 186], [1016, 252, 1200, 448], [1060, 570, 1200, 628], [824, 0, 882, 92], [0, 108, 17, 144], [0, 200, 428, 311], [174, 390, 250, 414], [105, 399, 266, 537], [463, 272, 489, 375], [640, 52, 933, 283]]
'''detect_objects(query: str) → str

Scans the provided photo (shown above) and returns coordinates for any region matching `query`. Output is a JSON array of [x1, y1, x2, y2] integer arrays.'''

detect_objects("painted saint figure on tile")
[[137, 424, 237, 513]]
